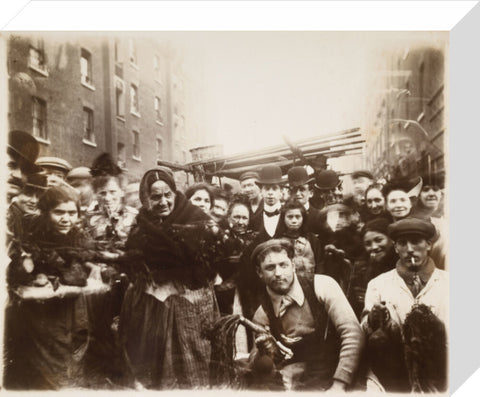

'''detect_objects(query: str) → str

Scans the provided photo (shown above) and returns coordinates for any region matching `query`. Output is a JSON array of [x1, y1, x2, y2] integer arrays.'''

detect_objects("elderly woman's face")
[[148, 180, 175, 218], [49, 201, 78, 235], [189, 189, 211, 213]]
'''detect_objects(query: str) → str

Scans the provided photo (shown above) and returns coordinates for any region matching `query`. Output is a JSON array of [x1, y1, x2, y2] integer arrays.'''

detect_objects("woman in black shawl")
[[119, 167, 220, 389]]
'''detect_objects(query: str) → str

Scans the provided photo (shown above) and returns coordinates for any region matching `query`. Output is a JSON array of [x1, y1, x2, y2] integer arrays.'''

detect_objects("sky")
[[168, 31, 447, 156]]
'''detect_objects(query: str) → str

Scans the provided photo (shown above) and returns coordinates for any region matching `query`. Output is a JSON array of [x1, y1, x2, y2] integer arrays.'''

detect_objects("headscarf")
[[139, 167, 176, 207]]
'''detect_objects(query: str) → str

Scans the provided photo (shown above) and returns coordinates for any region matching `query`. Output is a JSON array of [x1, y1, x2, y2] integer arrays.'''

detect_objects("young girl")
[[279, 199, 322, 281], [6, 185, 100, 389]]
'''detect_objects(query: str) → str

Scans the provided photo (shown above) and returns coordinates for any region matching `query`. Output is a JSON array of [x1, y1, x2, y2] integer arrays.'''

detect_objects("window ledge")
[[81, 81, 96, 91], [35, 137, 51, 145], [155, 120, 164, 126], [29, 64, 49, 77], [116, 115, 126, 123], [82, 139, 97, 147], [132, 155, 142, 162], [131, 111, 141, 118]]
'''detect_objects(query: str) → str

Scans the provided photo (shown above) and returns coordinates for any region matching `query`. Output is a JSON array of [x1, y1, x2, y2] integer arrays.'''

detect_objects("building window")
[[28, 45, 47, 74], [80, 49, 93, 85], [117, 142, 126, 168], [156, 137, 163, 158], [128, 38, 137, 65], [115, 77, 125, 117], [154, 96, 162, 122], [132, 130, 140, 159], [154, 54, 161, 81], [130, 84, 139, 115], [32, 97, 47, 140], [83, 107, 95, 143]]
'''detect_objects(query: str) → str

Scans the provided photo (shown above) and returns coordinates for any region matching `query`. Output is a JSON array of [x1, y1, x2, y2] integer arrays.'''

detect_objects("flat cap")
[[388, 218, 437, 241], [36, 157, 72, 173], [352, 170, 374, 180], [251, 238, 293, 265], [67, 167, 92, 180], [239, 171, 259, 182]]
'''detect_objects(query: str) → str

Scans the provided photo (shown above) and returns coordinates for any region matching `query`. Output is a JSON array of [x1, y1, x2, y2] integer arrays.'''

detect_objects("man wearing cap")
[[35, 156, 72, 187], [361, 218, 447, 392], [362, 217, 447, 327], [287, 166, 322, 234], [7, 130, 41, 203], [344, 170, 374, 221], [250, 165, 285, 239], [311, 169, 343, 210], [249, 238, 364, 391], [239, 171, 263, 218], [67, 166, 95, 212]]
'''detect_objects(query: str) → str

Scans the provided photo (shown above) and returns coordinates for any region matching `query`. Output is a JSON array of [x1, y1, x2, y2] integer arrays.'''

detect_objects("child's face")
[[284, 208, 303, 231], [49, 201, 78, 235]]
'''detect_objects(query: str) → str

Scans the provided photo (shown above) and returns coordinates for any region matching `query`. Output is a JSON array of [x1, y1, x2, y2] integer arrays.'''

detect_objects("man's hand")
[[367, 302, 390, 330], [327, 379, 347, 392]]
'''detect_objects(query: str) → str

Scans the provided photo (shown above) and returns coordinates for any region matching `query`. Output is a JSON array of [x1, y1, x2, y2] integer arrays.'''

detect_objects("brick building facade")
[[7, 32, 204, 182]]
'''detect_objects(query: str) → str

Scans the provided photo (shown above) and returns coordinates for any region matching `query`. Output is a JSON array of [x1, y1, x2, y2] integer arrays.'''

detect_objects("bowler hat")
[[239, 171, 259, 182], [352, 170, 374, 180], [314, 170, 341, 190], [36, 157, 72, 174], [24, 172, 48, 191], [288, 166, 314, 187], [421, 171, 445, 190], [388, 218, 437, 241], [8, 130, 41, 172], [256, 165, 284, 186]]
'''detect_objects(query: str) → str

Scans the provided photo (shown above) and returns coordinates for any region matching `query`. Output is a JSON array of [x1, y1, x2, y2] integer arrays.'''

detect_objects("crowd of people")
[[5, 129, 448, 392]]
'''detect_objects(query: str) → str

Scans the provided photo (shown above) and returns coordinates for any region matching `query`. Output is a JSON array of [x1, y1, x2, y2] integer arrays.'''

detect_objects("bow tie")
[[264, 209, 280, 217]]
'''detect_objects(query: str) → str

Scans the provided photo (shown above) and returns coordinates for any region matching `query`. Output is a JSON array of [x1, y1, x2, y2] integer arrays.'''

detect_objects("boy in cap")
[[239, 171, 263, 217], [35, 156, 72, 187]]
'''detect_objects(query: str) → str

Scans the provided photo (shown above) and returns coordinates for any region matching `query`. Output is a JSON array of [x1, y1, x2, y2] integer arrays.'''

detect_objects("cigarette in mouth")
[[411, 257, 415, 265]]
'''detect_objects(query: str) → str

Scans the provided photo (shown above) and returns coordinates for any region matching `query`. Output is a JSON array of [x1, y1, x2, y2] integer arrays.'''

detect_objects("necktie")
[[411, 273, 424, 297], [265, 209, 280, 217], [278, 295, 295, 318]]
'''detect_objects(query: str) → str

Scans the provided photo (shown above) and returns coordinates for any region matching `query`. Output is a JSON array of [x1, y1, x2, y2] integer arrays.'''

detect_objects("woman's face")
[[387, 190, 412, 220], [148, 180, 175, 218], [366, 188, 385, 215], [419, 185, 442, 210], [16, 187, 41, 215], [49, 201, 78, 235], [189, 189, 211, 213], [363, 230, 392, 262], [97, 178, 123, 214], [284, 209, 303, 232]]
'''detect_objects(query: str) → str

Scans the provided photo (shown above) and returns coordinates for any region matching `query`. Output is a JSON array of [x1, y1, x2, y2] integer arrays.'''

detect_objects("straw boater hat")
[[256, 165, 284, 186], [287, 166, 314, 188]]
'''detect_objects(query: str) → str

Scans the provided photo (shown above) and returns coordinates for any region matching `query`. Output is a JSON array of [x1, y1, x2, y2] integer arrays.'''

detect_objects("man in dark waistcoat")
[[249, 239, 364, 391]]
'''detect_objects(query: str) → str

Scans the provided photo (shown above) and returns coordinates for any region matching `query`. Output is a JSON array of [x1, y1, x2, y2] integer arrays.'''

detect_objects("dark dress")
[[118, 192, 220, 389], [4, 218, 97, 390]]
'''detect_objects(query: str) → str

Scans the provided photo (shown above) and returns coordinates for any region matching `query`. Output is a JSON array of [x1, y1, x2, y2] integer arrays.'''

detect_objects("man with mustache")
[[362, 217, 447, 327], [250, 239, 364, 391]]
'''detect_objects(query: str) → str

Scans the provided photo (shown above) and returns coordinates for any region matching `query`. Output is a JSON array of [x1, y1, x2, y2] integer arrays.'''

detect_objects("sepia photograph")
[[3, 27, 448, 394]]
